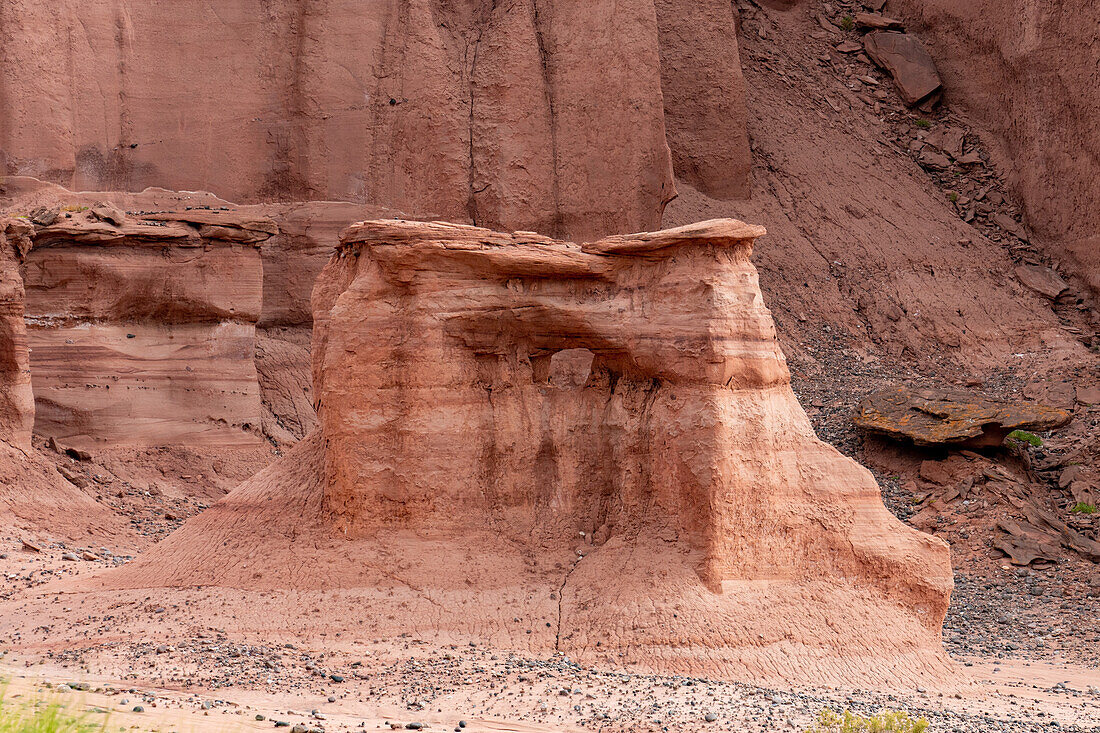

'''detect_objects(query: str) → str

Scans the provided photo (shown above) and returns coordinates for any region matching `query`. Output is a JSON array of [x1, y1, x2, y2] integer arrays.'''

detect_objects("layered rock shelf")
[[23, 209, 276, 447]]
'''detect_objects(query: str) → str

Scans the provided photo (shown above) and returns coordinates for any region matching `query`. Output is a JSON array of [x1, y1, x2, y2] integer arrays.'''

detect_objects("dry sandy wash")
[[1, 218, 957, 690]]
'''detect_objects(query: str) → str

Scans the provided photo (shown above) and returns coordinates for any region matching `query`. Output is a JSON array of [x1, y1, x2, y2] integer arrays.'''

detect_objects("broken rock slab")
[[1015, 264, 1067, 299], [854, 12, 904, 30], [863, 31, 943, 106], [854, 386, 1072, 448]]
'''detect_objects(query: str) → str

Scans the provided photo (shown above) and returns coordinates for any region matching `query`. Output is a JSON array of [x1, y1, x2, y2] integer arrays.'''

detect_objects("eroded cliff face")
[[887, 0, 1100, 289], [23, 209, 275, 447], [99, 218, 955, 687], [0, 218, 33, 448], [0, 0, 751, 240]]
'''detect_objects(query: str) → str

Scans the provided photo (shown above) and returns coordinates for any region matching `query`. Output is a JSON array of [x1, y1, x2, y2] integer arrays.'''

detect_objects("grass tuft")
[[1071, 502, 1097, 515], [809, 709, 930, 732], [0, 688, 105, 733], [1006, 429, 1042, 447]]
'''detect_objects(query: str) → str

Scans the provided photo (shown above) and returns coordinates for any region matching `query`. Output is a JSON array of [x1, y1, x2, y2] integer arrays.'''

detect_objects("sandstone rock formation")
[[0, 0, 758, 240], [0, 217, 33, 448], [0, 218, 129, 542], [85, 218, 956, 688], [251, 201, 413, 330], [654, 0, 752, 198], [887, 0, 1100, 289], [854, 386, 1072, 448], [23, 208, 275, 447]]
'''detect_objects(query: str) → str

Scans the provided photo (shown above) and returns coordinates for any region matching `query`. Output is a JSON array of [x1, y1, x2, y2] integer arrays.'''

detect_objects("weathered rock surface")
[[654, 0, 752, 199], [0, 220, 129, 542], [862, 31, 943, 106], [249, 201, 412, 329], [0, 218, 33, 447], [887, 0, 1100, 291], [0, 0, 761, 240], [23, 208, 275, 447], [855, 386, 1072, 448], [1015, 264, 1068, 300], [0, 178, 404, 330], [89, 219, 956, 688]]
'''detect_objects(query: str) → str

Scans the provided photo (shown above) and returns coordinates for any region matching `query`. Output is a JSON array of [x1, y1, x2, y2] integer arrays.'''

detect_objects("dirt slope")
[[885, 0, 1100, 292]]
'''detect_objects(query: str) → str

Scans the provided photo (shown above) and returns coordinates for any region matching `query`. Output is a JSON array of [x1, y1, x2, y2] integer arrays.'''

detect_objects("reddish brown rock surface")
[[0, 0, 762, 240], [887, 0, 1100, 288], [23, 208, 275, 448], [654, 0, 752, 199], [0, 217, 33, 447], [55, 218, 959, 688], [0, 220, 129, 542]]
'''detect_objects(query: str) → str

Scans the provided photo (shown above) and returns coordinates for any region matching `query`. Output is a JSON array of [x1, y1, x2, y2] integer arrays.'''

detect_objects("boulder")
[[862, 31, 943, 106], [1015, 264, 1068, 299], [854, 386, 1072, 447], [855, 13, 905, 30]]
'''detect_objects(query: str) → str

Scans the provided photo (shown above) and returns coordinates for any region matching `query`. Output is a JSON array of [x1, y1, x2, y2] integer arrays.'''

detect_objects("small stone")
[[274, 722, 290, 728], [132, 706, 145, 713], [256, 714, 266, 721], [705, 712, 718, 722], [90, 203, 126, 226], [61, 552, 79, 561], [330, 674, 345, 683], [57, 684, 72, 693], [327, 696, 336, 703]]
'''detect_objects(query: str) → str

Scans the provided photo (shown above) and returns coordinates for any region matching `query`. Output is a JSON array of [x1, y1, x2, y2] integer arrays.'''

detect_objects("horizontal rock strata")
[[23, 208, 275, 447]]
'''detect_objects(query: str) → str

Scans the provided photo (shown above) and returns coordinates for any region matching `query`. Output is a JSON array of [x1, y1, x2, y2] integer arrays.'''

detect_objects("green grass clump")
[[809, 709, 929, 733], [914, 118, 932, 129], [0, 693, 104, 733], [1006, 429, 1042, 447], [1071, 502, 1097, 515], [839, 15, 856, 30]]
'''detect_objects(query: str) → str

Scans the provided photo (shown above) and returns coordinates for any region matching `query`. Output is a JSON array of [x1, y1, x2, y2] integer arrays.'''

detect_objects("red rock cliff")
[[0, 1, 752, 240]]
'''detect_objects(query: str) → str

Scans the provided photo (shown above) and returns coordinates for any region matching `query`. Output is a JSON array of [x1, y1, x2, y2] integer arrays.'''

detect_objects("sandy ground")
[[2, 541, 1098, 732], [2, 652, 1098, 733]]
